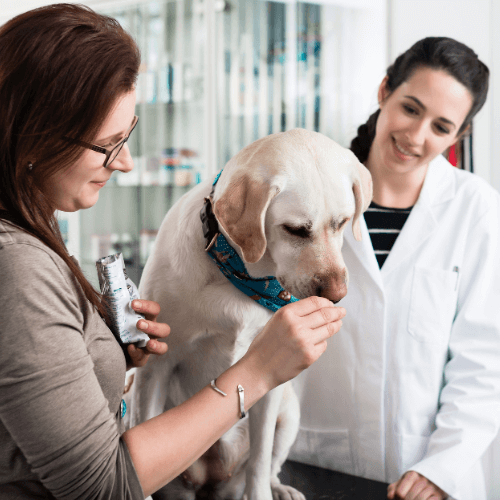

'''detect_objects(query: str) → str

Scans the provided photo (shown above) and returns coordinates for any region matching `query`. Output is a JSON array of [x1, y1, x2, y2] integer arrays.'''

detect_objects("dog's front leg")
[[127, 355, 174, 427], [243, 385, 283, 500]]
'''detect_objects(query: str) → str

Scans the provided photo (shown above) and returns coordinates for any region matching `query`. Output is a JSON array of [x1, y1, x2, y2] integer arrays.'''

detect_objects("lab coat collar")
[[343, 155, 456, 285], [381, 155, 455, 278], [417, 154, 456, 208], [344, 215, 384, 292]]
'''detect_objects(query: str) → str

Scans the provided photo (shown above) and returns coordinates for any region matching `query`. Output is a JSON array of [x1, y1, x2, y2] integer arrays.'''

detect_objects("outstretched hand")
[[126, 300, 170, 368], [243, 296, 346, 391], [387, 471, 447, 500]]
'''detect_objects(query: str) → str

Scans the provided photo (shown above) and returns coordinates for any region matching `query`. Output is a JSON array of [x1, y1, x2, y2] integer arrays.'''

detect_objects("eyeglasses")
[[63, 115, 139, 168]]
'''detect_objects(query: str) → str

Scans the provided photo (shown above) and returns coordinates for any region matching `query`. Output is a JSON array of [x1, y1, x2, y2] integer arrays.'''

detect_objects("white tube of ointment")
[[96, 253, 150, 348]]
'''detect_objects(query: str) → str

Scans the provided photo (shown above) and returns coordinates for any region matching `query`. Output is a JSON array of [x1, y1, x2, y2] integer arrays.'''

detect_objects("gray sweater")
[[0, 218, 144, 499]]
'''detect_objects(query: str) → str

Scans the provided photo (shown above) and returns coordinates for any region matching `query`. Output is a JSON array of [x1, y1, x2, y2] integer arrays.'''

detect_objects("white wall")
[[492, 0, 500, 192], [391, 2, 500, 498]]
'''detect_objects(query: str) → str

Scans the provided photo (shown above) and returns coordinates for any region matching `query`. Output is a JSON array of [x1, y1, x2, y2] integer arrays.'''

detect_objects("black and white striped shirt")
[[364, 201, 413, 268]]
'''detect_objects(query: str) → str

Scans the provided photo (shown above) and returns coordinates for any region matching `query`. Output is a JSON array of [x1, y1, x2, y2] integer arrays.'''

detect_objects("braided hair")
[[350, 37, 489, 164]]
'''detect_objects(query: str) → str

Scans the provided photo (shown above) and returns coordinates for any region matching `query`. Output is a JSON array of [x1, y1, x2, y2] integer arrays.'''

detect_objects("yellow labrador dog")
[[128, 129, 372, 500]]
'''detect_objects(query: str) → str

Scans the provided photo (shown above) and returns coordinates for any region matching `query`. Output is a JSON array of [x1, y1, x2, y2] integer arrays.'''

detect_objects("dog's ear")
[[351, 161, 373, 241], [213, 173, 280, 264]]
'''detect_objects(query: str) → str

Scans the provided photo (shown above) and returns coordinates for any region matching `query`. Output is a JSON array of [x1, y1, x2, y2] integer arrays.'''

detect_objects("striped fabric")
[[364, 201, 413, 268]]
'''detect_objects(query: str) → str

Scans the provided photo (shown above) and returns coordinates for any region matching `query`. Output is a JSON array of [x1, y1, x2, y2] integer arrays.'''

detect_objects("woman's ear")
[[378, 76, 390, 108]]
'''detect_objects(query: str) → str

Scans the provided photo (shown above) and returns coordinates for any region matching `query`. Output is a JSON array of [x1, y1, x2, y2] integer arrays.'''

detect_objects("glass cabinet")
[[75, 0, 210, 286], [60, 0, 387, 287], [214, 0, 387, 166]]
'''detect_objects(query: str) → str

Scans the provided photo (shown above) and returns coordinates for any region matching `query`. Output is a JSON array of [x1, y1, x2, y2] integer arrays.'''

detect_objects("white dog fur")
[[128, 128, 372, 500]]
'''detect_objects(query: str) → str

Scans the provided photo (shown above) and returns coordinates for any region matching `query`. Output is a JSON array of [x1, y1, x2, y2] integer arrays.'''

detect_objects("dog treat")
[[96, 253, 150, 348]]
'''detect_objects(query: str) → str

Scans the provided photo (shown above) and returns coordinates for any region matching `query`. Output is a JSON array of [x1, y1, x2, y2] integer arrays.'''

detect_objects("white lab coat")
[[289, 155, 500, 500]]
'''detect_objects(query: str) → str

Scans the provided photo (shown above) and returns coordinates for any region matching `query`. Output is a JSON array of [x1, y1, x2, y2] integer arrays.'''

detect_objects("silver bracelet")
[[237, 384, 246, 419], [210, 379, 246, 419], [210, 378, 227, 396]]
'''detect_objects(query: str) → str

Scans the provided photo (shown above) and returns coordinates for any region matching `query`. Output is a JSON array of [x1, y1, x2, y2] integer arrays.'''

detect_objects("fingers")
[[387, 481, 397, 499], [134, 299, 170, 342], [387, 472, 446, 500], [144, 338, 169, 356], [284, 297, 345, 345], [137, 318, 171, 340], [127, 344, 149, 367], [127, 339, 169, 368], [310, 339, 328, 362], [127, 300, 171, 368], [132, 299, 161, 321], [391, 471, 419, 499], [309, 317, 343, 345], [134, 316, 170, 359], [304, 304, 346, 330], [284, 295, 336, 317]]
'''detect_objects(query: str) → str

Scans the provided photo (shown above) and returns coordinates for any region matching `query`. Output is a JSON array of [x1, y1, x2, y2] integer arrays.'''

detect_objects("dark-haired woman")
[[0, 4, 345, 499], [289, 38, 500, 500]]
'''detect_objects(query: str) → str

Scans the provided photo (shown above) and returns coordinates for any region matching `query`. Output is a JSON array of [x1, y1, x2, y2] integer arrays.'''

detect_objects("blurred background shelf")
[[57, 0, 387, 288]]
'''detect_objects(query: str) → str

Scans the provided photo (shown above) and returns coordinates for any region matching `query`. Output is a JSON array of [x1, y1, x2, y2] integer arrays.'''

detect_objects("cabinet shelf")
[[63, 0, 387, 289]]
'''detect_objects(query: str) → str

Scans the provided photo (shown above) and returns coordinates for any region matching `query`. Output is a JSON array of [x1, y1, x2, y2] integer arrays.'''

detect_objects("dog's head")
[[212, 129, 372, 303]]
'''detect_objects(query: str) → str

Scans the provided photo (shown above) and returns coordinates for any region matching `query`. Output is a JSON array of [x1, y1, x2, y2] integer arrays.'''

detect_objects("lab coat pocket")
[[408, 267, 458, 344], [290, 427, 354, 475]]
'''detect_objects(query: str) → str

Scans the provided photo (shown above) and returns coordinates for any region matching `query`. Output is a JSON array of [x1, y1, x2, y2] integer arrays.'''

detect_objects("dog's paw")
[[242, 487, 273, 500], [242, 483, 305, 500], [271, 483, 306, 500]]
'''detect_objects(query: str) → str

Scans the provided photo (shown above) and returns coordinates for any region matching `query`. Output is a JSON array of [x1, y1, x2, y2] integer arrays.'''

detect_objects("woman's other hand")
[[127, 300, 170, 368], [387, 471, 447, 500], [242, 296, 345, 391]]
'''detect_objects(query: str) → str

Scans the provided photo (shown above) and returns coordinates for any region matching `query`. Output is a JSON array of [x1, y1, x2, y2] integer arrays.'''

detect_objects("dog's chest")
[[166, 311, 270, 405]]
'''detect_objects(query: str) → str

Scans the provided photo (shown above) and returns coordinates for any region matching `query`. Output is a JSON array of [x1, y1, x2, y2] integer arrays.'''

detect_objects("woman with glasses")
[[0, 4, 345, 499]]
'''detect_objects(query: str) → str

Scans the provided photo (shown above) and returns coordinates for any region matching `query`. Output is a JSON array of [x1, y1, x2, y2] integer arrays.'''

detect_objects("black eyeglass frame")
[[63, 115, 139, 168]]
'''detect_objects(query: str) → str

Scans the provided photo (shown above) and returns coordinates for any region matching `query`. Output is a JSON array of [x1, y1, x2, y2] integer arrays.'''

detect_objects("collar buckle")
[[200, 194, 220, 251]]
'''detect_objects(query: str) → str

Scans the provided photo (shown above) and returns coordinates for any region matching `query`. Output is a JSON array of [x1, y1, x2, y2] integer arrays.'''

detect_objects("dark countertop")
[[153, 460, 389, 499], [279, 460, 389, 500]]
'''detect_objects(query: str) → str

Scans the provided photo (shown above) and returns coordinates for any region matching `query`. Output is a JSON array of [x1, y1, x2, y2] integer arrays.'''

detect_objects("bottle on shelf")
[[90, 233, 119, 262], [176, 148, 196, 187], [162, 147, 180, 186]]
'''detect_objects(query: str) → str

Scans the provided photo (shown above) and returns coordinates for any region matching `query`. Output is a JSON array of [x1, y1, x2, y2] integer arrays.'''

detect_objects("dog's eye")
[[339, 218, 349, 229], [283, 225, 311, 238]]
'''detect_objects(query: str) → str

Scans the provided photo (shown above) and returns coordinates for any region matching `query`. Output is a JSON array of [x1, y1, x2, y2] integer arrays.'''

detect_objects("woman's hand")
[[387, 471, 447, 500], [127, 300, 170, 368], [242, 296, 345, 391]]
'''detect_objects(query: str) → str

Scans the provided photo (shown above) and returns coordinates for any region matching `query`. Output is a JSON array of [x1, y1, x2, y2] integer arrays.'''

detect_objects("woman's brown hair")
[[0, 3, 140, 315]]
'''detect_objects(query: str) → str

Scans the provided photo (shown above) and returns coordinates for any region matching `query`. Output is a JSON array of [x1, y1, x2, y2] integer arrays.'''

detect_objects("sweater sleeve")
[[0, 240, 145, 500], [409, 193, 500, 499]]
